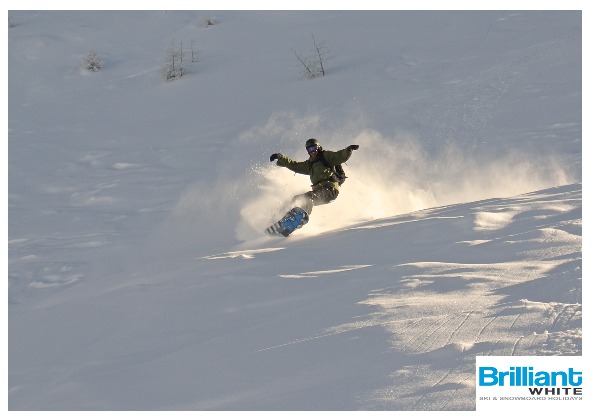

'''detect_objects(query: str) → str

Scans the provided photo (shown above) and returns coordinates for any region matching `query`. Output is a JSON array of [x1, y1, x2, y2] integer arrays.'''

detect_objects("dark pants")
[[291, 186, 339, 215]]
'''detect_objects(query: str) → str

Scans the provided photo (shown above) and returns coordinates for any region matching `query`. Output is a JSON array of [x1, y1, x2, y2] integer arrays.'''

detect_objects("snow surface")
[[7, 8, 584, 413]]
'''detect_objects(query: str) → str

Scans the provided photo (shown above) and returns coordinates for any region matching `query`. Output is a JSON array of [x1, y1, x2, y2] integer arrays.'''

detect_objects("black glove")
[[347, 144, 359, 151], [269, 153, 281, 162]]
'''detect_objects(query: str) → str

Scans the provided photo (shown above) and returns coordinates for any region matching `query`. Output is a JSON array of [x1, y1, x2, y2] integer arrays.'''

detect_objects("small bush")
[[81, 48, 102, 72], [203, 16, 216, 27]]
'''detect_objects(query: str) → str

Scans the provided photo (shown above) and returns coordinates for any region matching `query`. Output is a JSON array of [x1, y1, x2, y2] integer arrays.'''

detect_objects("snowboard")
[[265, 207, 309, 237]]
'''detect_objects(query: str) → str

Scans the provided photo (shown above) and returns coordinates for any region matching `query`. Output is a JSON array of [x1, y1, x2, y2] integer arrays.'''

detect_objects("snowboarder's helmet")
[[305, 138, 320, 151]]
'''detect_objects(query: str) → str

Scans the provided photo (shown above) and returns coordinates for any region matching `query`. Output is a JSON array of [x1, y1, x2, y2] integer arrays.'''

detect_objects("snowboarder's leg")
[[290, 192, 315, 215], [289, 187, 338, 215], [310, 186, 339, 207], [265, 187, 338, 237]]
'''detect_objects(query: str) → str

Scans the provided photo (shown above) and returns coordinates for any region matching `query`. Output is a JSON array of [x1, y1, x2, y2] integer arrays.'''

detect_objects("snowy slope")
[[7, 10, 582, 411]]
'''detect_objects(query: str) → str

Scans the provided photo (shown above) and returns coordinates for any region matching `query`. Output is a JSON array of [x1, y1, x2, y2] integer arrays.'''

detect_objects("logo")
[[479, 366, 582, 387], [476, 356, 583, 412]]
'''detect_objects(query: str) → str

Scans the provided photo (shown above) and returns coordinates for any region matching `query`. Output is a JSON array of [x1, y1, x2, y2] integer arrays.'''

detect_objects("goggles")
[[306, 145, 319, 153]]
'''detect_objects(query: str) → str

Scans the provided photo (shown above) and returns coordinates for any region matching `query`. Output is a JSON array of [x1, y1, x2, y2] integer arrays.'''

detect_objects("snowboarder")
[[269, 138, 359, 216]]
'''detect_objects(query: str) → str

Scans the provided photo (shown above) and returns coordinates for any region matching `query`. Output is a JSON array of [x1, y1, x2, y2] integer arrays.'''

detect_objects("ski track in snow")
[[278, 264, 373, 278], [201, 247, 285, 260]]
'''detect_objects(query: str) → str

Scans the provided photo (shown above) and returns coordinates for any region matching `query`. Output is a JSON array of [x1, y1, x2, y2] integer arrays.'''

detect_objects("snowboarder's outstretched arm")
[[321, 145, 359, 166], [269, 153, 310, 175]]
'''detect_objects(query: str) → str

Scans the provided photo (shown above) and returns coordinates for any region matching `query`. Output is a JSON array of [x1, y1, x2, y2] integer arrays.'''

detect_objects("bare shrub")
[[161, 40, 200, 81], [292, 33, 330, 79]]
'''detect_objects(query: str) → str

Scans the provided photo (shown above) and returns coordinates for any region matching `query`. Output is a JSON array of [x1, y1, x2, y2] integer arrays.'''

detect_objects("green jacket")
[[276, 147, 353, 191]]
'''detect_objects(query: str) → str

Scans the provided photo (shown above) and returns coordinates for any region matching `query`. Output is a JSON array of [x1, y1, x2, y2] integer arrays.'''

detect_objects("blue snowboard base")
[[265, 207, 309, 237]]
